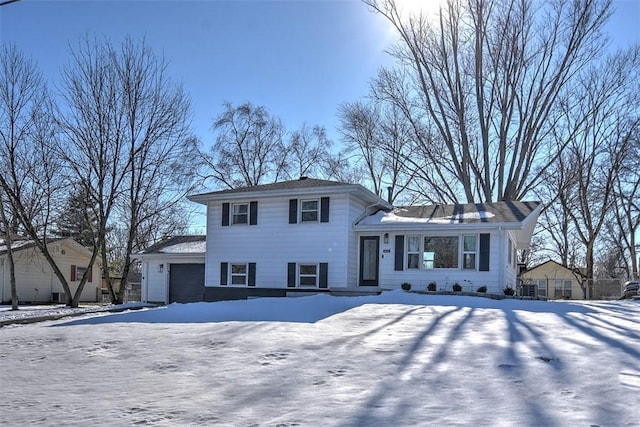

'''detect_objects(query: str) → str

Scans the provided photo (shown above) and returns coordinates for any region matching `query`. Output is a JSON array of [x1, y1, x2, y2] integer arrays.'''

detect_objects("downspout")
[[0, 257, 4, 302], [498, 226, 504, 290]]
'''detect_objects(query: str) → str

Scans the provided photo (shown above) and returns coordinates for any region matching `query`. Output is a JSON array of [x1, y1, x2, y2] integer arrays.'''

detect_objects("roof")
[[357, 201, 541, 226], [187, 177, 393, 210], [0, 237, 67, 256], [355, 200, 542, 249], [521, 259, 585, 278], [193, 178, 350, 197], [137, 235, 206, 255]]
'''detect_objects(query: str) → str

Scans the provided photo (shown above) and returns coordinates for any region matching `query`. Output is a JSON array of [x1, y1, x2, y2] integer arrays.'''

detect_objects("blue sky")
[[2, 0, 638, 151]]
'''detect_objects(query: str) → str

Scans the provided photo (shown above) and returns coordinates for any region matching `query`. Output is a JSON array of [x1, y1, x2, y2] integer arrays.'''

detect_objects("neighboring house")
[[179, 177, 542, 302], [132, 235, 206, 304], [0, 237, 100, 304], [519, 260, 584, 300]]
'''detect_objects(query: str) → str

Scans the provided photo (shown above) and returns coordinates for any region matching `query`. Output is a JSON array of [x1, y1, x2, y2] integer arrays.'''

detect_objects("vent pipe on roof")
[[299, 176, 308, 180], [387, 186, 392, 204]]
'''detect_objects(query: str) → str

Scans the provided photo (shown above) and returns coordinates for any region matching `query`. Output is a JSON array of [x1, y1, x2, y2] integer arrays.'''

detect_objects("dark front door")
[[169, 263, 205, 303], [359, 236, 380, 286]]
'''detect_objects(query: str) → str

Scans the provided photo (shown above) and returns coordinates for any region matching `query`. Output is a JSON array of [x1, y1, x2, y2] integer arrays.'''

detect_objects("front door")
[[359, 236, 379, 286]]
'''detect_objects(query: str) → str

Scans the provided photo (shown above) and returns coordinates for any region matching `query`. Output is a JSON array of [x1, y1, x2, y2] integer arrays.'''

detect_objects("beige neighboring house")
[[520, 260, 584, 300], [0, 237, 100, 304]]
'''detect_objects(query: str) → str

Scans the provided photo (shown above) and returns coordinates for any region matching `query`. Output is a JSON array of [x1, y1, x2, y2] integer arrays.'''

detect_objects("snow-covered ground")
[[1, 291, 638, 426]]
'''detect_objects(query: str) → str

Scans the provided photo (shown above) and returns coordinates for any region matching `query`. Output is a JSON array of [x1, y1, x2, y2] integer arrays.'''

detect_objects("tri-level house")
[[142, 177, 542, 303]]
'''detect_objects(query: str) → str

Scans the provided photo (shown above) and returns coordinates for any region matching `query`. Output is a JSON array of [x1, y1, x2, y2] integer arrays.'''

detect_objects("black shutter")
[[222, 203, 230, 226], [320, 197, 330, 223], [479, 233, 490, 271], [289, 199, 298, 224], [287, 263, 296, 287], [220, 262, 228, 285], [394, 235, 405, 271], [319, 263, 328, 288], [248, 263, 256, 287], [249, 201, 258, 225]]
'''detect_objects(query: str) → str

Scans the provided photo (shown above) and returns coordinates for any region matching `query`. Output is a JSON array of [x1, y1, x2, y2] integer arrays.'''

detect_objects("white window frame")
[[232, 203, 249, 225], [300, 199, 319, 223], [407, 235, 421, 269], [462, 235, 477, 270], [230, 263, 248, 286], [298, 263, 318, 287]]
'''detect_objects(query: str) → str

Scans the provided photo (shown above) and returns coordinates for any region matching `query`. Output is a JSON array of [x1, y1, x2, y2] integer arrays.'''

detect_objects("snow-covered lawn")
[[1, 291, 638, 426]]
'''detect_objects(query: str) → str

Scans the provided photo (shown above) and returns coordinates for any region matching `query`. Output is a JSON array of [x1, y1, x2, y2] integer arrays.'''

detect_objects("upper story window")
[[289, 197, 330, 224], [300, 200, 319, 222], [232, 203, 248, 225], [222, 201, 258, 226]]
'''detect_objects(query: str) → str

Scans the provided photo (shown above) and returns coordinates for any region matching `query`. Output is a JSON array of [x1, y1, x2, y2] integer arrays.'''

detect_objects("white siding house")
[[133, 235, 206, 304], [186, 178, 542, 300], [0, 238, 100, 303]]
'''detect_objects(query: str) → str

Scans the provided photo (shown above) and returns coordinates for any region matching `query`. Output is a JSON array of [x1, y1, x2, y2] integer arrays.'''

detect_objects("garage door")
[[169, 263, 205, 303]]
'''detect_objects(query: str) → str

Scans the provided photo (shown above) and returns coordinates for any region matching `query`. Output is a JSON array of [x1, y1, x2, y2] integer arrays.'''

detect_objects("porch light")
[[384, 233, 389, 244], [159, 264, 164, 273]]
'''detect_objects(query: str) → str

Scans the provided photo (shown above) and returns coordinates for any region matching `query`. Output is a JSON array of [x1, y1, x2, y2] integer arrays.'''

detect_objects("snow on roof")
[[357, 201, 540, 227], [138, 235, 206, 255], [158, 241, 206, 254]]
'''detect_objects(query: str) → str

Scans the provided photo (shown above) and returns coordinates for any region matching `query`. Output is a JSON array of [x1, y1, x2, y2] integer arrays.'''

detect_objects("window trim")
[[300, 199, 319, 223], [298, 263, 318, 287], [462, 235, 478, 270], [232, 203, 249, 225], [406, 235, 421, 269], [230, 263, 248, 286]]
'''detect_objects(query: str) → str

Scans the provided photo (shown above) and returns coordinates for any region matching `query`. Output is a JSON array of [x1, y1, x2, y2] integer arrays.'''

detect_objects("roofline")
[[131, 252, 206, 260], [353, 221, 528, 232], [188, 183, 392, 209]]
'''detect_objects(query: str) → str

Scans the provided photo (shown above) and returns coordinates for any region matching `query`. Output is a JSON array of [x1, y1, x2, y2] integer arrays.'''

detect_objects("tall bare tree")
[[203, 102, 288, 188], [0, 43, 74, 305], [286, 124, 331, 180], [339, 100, 417, 203], [363, 0, 612, 202], [552, 48, 640, 283], [58, 35, 196, 304]]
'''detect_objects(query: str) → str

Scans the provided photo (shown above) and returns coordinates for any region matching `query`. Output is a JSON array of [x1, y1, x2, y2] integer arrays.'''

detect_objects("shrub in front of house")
[[477, 285, 487, 293], [452, 283, 462, 292], [401, 282, 412, 291], [503, 286, 515, 296], [427, 282, 437, 292]]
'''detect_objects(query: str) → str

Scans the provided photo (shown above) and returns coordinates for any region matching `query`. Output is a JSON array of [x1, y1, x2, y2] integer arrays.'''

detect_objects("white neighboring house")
[[133, 235, 206, 304], [185, 177, 542, 301], [0, 237, 100, 303]]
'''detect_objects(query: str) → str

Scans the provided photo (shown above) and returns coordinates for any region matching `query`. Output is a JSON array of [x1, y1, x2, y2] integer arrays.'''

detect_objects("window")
[[424, 236, 459, 269], [554, 280, 572, 299], [232, 203, 248, 225], [76, 266, 86, 281], [407, 236, 420, 269], [462, 235, 477, 270], [299, 264, 318, 287], [300, 199, 318, 222], [531, 279, 547, 297], [231, 263, 247, 285]]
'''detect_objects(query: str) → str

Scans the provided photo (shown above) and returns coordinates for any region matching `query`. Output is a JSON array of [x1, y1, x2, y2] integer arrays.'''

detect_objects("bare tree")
[[0, 43, 74, 305], [554, 48, 640, 284], [363, 0, 612, 202], [286, 124, 331, 179], [58, 35, 197, 305], [339, 99, 418, 203], [203, 102, 288, 188]]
